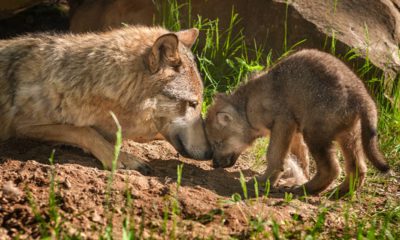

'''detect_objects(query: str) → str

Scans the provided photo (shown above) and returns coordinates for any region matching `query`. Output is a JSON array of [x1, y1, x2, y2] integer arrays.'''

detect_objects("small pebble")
[[3, 181, 22, 198]]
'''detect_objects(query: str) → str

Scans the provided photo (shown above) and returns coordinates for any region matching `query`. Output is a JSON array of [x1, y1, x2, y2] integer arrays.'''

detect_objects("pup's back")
[[252, 49, 374, 131]]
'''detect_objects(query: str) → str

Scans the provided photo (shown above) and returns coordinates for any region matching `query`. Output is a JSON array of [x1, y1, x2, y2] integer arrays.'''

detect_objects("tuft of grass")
[[283, 0, 289, 53], [102, 112, 123, 239], [253, 177, 259, 199], [283, 192, 293, 204], [171, 164, 184, 239], [26, 150, 63, 239], [305, 207, 328, 239], [264, 179, 271, 199], [154, 0, 182, 31], [239, 170, 248, 199]]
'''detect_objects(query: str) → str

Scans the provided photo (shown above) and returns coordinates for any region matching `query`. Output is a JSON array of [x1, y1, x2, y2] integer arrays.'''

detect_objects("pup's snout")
[[212, 159, 221, 168], [204, 148, 213, 160]]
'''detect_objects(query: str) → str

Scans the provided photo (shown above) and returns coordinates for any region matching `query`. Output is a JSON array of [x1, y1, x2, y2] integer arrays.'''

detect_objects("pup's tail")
[[360, 100, 390, 172]]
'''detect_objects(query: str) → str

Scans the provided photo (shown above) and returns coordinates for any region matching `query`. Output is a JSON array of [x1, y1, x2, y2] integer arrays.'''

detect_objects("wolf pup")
[[0, 26, 212, 172], [205, 49, 390, 196]]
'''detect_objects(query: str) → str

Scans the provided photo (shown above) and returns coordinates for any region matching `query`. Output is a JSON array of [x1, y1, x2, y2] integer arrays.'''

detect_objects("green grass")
[[19, 0, 400, 239], [26, 150, 64, 239]]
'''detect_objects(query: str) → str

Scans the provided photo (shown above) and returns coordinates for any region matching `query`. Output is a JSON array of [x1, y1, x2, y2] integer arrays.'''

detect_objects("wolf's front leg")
[[257, 119, 296, 187], [16, 124, 151, 173]]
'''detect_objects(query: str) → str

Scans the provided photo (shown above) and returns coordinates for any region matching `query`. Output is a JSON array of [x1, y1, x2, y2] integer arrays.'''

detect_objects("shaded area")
[[0, 2, 69, 39], [0, 140, 318, 238], [0, 139, 259, 198]]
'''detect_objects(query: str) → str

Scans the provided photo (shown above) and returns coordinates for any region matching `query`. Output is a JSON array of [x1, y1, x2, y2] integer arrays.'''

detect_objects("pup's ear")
[[175, 28, 199, 49], [213, 93, 228, 102], [216, 112, 233, 127], [148, 33, 181, 73]]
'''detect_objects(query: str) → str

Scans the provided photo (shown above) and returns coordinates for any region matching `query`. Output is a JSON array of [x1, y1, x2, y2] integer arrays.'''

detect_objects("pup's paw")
[[276, 177, 303, 188]]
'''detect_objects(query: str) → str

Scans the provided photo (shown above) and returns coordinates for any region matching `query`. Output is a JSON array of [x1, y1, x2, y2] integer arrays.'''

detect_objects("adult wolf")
[[0, 26, 212, 172], [205, 49, 390, 197]]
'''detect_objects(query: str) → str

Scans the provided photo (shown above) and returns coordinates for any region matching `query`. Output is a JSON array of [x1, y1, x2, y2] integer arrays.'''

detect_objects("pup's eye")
[[188, 100, 198, 108], [213, 140, 223, 148]]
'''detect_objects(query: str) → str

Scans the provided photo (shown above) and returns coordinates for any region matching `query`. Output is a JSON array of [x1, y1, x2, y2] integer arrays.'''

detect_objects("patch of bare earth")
[[0, 139, 398, 239]]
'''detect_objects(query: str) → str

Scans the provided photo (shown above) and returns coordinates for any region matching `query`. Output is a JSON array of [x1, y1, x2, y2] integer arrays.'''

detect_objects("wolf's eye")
[[188, 100, 198, 108], [173, 65, 181, 72]]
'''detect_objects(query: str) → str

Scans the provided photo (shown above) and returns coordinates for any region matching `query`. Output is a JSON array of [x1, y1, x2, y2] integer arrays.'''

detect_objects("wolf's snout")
[[212, 153, 238, 168], [175, 134, 191, 158]]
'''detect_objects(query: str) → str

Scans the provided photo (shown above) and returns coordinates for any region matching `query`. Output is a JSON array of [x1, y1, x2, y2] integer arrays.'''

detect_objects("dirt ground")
[[0, 138, 398, 239], [0, 139, 288, 239]]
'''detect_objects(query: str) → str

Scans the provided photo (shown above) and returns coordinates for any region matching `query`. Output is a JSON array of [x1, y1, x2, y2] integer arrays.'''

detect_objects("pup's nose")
[[204, 149, 213, 159], [212, 159, 221, 168]]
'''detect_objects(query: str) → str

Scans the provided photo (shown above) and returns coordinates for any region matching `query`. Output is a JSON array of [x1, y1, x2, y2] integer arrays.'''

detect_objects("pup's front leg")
[[256, 119, 296, 188], [16, 124, 151, 173]]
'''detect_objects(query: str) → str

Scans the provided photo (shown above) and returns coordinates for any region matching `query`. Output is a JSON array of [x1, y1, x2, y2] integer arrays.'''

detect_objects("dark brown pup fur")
[[205, 49, 389, 196]]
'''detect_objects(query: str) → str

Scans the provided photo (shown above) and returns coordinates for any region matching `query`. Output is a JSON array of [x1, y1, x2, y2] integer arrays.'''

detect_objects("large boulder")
[[275, 0, 400, 78]]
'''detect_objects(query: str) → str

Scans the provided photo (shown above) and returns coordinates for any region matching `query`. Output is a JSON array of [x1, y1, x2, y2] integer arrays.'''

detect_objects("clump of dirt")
[[0, 139, 397, 239]]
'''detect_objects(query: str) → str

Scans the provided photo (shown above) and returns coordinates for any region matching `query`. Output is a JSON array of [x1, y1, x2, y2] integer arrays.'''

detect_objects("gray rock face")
[[275, 0, 400, 78]]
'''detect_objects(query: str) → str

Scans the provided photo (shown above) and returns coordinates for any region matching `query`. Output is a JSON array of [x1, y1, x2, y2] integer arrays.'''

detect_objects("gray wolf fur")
[[0, 26, 212, 172], [205, 49, 389, 196]]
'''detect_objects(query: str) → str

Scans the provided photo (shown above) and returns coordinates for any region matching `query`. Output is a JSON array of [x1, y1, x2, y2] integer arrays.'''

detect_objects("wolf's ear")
[[149, 33, 181, 73], [175, 28, 199, 49], [216, 112, 233, 127]]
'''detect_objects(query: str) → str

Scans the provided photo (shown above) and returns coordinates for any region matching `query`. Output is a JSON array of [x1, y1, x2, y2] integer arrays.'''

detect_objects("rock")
[[274, 0, 400, 78], [63, 177, 72, 189], [2, 181, 22, 199], [91, 210, 102, 223]]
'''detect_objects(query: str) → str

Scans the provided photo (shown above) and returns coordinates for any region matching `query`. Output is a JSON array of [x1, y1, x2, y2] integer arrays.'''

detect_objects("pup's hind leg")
[[296, 135, 340, 195], [277, 133, 309, 188], [16, 124, 151, 173], [290, 132, 310, 179], [335, 122, 367, 197]]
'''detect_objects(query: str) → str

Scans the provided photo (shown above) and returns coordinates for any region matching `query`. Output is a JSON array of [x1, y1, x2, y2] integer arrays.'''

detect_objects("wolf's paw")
[[119, 153, 152, 175]]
